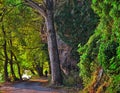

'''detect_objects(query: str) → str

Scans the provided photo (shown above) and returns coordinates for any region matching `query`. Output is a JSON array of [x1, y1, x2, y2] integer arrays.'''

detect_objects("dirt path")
[[0, 78, 66, 93]]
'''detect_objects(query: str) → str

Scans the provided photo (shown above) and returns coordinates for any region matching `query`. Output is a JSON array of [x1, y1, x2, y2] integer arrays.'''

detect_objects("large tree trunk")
[[45, 9, 62, 85], [25, 0, 63, 85]]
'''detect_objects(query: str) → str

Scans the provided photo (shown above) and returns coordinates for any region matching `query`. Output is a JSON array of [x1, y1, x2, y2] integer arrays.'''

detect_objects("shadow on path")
[[0, 78, 66, 93]]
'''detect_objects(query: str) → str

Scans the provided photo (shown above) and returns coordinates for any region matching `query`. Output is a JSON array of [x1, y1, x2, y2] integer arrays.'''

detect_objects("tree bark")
[[10, 51, 16, 80], [34, 58, 44, 76], [30, 69, 36, 75], [45, 10, 62, 85], [13, 53, 22, 80], [9, 40, 17, 81], [16, 62, 22, 80], [2, 24, 9, 82], [3, 41, 9, 81], [36, 64, 43, 76], [25, 0, 63, 85], [48, 61, 51, 74]]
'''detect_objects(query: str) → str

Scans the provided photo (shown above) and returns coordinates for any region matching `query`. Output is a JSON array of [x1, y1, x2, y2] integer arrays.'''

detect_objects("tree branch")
[[24, 0, 46, 18]]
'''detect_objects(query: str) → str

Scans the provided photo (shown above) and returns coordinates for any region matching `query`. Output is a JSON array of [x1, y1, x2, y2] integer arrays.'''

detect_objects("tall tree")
[[0, 6, 9, 81], [25, 0, 63, 85], [2, 23, 9, 81], [9, 39, 17, 81]]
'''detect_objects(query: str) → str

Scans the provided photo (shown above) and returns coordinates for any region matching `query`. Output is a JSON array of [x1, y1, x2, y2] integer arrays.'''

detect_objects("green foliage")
[[77, 34, 100, 86], [55, 0, 99, 60], [0, 0, 49, 81], [98, 41, 120, 74], [106, 75, 120, 92], [4, 0, 22, 6], [78, 0, 120, 92], [0, 72, 4, 82], [63, 71, 81, 87]]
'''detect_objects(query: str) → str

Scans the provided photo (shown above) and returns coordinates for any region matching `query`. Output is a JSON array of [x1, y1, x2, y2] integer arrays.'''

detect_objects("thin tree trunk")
[[2, 24, 9, 82], [39, 67, 43, 76], [36, 64, 43, 76], [34, 60, 43, 76], [39, 66, 43, 76], [9, 40, 17, 81], [10, 51, 16, 80], [30, 69, 35, 75], [17, 62, 22, 80], [16, 62, 22, 80], [13, 53, 22, 80], [3, 41, 9, 81]]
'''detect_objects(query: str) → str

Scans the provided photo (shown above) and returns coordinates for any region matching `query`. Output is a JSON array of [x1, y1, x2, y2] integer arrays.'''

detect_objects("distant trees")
[[0, 0, 49, 82]]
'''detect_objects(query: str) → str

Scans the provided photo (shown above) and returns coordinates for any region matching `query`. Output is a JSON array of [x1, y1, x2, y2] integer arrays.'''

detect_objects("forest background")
[[0, 0, 120, 93]]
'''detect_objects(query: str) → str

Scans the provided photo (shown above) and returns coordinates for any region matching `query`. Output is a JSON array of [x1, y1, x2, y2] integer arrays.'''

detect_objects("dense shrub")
[[78, 0, 120, 92]]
